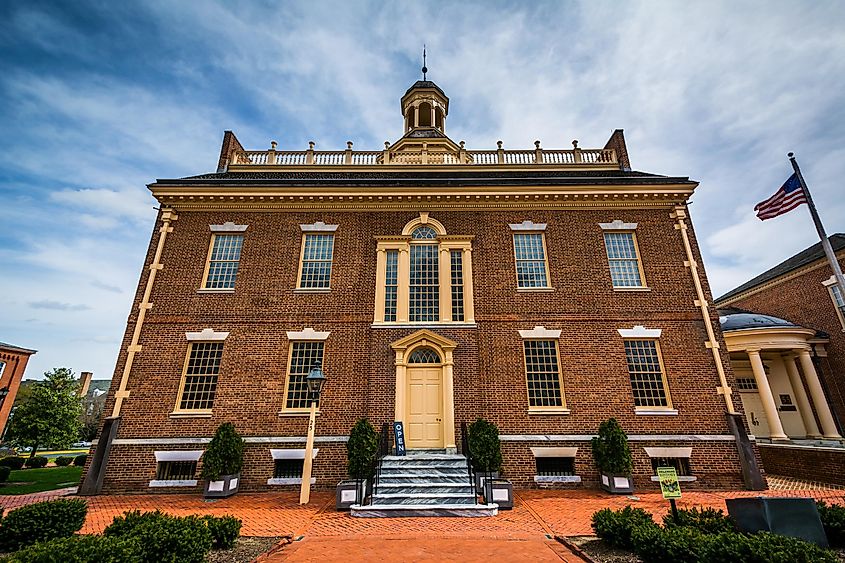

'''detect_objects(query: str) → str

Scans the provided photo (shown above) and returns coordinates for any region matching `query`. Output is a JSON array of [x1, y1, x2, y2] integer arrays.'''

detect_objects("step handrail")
[[460, 421, 476, 501], [364, 422, 390, 506]]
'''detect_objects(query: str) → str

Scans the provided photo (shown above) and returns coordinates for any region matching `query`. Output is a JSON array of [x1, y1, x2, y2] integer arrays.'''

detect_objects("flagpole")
[[788, 152, 845, 297]]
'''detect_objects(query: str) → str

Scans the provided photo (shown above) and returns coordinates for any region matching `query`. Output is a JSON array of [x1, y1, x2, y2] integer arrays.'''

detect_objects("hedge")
[[699, 531, 837, 563], [0, 457, 25, 470], [104, 510, 212, 563], [817, 501, 845, 548], [5, 535, 141, 563], [54, 456, 74, 467], [662, 506, 735, 534], [24, 456, 48, 469], [73, 454, 88, 467], [202, 515, 242, 549], [0, 465, 11, 483], [631, 524, 708, 563], [0, 498, 88, 550], [591, 505, 655, 550]]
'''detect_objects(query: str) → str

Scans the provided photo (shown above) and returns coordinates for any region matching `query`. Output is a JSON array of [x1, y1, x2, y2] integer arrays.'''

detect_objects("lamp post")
[[300, 362, 326, 504]]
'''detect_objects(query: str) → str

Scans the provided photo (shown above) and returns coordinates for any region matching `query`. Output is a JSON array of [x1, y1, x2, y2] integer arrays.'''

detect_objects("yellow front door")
[[406, 367, 444, 448]]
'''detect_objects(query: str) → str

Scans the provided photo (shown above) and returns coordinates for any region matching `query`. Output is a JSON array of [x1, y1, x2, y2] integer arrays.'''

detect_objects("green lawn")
[[0, 466, 83, 495]]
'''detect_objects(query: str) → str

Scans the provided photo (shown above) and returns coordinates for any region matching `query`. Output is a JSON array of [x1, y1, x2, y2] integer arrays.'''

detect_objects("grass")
[[0, 466, 83, 495]]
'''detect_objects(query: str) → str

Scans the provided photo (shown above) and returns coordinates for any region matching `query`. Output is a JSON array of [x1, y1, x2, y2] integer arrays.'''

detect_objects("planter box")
[[336, 479, 368, 510], [203, 473, 240, 499], [726, 497, 827, 547], [599, 472, 634, 494], [484, 479, 513, 509], [475, 471, 499, 494]]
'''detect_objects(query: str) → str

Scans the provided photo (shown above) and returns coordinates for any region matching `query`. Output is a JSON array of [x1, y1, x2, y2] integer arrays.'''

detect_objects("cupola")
[[400, 80, 449, 135]]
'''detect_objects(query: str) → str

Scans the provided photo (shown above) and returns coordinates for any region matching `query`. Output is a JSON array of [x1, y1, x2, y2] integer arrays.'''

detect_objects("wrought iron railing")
[[460, 421, 477, 502], [357, 422, 390, 506]]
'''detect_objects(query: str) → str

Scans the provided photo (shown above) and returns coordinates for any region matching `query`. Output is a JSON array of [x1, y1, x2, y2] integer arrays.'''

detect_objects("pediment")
[[390, 329, 458, 352], [388, 130, 463, 155]]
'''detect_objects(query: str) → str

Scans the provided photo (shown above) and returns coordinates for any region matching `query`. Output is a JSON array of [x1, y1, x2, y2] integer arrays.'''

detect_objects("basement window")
[[650, 457, 692, 477], [149, 450, 202, 487], [267, 448, 318, 486], [274, 459, 304, 479], [536, 457, 575, 476], [645, 447, 696, 482], [531, 447, 581, 484]]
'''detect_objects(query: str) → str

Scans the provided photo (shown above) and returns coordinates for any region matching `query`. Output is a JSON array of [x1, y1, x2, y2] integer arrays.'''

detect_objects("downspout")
[[112, 207, 177, 417]]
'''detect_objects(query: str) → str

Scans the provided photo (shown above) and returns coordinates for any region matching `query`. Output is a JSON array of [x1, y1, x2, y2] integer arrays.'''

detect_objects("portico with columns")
[[720, 310, 842, 442]]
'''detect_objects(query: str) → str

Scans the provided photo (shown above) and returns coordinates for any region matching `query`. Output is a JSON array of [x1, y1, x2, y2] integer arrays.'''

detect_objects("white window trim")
[[285, 327, 330, 341], [617, 325, 662, 338], [267, 448, 319, 485], [531, 447, 577, 458], [599, 219, 638, 230], [823, 275, 845, 331], [644, 447, 691, 458], [186, 328, 229, 341], [209, 222, 248, 232], [149, 450, 203, 488], [519, 326, 562, 339], [300, 221, 338, 232], [822, 275, 838, 287], [509, 220, 547, 231]]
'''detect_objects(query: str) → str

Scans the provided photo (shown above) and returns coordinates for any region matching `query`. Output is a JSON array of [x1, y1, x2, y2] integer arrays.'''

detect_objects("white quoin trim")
[[617, 325, 662, 338], [185, 328, 230, 341], [286, 327, 331, 341], [210, 222, 248, 232], [519, 326, 562, 339], [509, 220, 547, 231], [270, 448, 319, 460], [154, 450, 203, 462], [644, 446, 692, 459], [530, 447, 578, 458], [300, 222, 338, 232], [599, 219, 638, 230]]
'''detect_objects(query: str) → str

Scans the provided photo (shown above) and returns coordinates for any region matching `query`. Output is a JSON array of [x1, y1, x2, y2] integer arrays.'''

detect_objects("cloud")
[[28, 300, 92, 311], [90, 280, 123, 294]]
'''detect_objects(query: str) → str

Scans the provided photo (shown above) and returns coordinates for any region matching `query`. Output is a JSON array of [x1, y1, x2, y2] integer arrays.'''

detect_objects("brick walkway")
[[0, 486, 842, 561]]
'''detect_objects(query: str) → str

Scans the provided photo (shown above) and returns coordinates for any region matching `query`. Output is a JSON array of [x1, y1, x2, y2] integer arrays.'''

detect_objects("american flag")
[[754, 173, 808, 220]]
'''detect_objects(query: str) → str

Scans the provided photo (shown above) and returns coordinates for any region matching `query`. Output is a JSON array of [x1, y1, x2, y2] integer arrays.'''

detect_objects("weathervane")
[[422, 45, 427, 80]]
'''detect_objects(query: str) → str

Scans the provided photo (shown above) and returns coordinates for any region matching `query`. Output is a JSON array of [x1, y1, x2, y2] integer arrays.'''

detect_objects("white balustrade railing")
[[468, 151, 498, 165]]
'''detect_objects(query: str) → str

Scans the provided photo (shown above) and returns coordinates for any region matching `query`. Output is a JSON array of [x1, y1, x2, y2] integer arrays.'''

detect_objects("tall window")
[[603, 232, 645, 288], [409, 227, 439, 322], [299, 233, 334, 289], [284, 341, 325, 410], [624, 340, 671, 408], [203, 234, 243, 289], [450, 251, 464, 322], [177, 342, 223, 412], [523, 340, 564, 409], [829, 283, 845, 329], [384, 250, 399, 322], [513, 233, 550, 288]]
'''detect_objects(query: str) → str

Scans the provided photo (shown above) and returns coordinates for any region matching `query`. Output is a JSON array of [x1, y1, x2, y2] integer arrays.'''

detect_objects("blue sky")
[[2, 1, 844, 381]]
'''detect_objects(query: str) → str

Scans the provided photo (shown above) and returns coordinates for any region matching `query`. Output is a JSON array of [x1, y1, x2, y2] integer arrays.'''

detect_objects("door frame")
[[390, 329, 458, 450]]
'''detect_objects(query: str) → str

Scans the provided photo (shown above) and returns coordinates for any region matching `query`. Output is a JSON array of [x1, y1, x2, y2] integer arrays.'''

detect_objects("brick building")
[[0, 342, 37, 437], [81, 79, 761, 498]]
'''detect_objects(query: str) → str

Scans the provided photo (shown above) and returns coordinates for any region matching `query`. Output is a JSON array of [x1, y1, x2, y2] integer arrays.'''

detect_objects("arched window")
[[435, 107, 443, 130], [418, 102, 432, 127], [412, 226, 437, 239], [408, 347, 441, 364]]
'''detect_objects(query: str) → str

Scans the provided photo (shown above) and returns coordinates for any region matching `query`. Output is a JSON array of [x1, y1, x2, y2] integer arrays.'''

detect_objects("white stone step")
[[351, 503, 498, 518]]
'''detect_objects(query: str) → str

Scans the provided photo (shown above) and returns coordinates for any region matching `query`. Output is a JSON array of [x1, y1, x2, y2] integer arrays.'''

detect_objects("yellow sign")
[[657, 467, 682, 499]]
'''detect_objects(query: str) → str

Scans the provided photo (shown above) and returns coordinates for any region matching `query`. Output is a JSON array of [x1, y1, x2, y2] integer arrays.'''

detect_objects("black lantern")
[[0, 387, 9, 408], [306, 362, 326, 400]]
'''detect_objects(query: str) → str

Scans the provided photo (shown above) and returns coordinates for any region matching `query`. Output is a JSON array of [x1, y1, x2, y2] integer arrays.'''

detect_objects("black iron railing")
[[460, 421, 476, 502], [358, 422, 390, 506]]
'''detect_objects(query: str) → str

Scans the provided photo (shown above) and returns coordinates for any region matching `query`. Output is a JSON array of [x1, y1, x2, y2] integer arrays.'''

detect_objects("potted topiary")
[[202, 422, 244, 498], [468, 418, 511, 508], [591, 418, 634, 494], [337, 418, 379, 510]]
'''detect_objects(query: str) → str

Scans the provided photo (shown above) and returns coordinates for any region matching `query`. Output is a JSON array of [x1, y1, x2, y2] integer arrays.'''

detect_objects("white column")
[[797, 349, 842, 439], [395, 352, 406, 424], [443, 351, 456, 450], [373, 248, 387, 323], [413, 105, 419, 128], [782, 353, 821, 438], [462, 248, 475, 323], [439, 246, 452, 322], [747, 349, 788, 440]]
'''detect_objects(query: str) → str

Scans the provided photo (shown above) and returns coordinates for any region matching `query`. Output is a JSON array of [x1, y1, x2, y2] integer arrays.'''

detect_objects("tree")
[[6, 368, 82, 458]]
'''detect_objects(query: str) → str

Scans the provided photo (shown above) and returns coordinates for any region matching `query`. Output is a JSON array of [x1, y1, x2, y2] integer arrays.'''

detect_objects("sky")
[[1, 1, 844, 381]]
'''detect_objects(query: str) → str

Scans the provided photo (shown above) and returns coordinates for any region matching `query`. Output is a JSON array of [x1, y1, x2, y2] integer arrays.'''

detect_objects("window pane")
[[832, 285, 845, 309], [300, 234, 334, 289], [624, 340, 669, 407], [408, 347, 441, 363], [523, 340, 563, 407], [274, 459, 304, 478], [514, 233, 549, 288], [412, 226, 437, 239], [286, 341, 324, 409], [604, 232, 643, 287], [410, 244, 439, 322], [156, 460, 197, 480], [384, 250, 398, 322], [536, 457, 575, 476], [650, 457, 691, 476], [206, 235, 243, 289], [450, 250, 464, 322], [179, 342, 223, 411]]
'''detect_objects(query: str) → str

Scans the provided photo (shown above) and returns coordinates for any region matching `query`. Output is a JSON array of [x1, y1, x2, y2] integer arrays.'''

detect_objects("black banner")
[[393, 421, 406, 456]]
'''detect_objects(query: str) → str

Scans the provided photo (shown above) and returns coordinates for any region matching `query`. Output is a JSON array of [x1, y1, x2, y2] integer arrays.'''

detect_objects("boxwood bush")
[[104, 510, 212, 563], [467, 418, 502, 473], [0, 465, 11, 482], [591, 506, 656, 549], [5, 535, 141, 562], [202, 515, 242, 549], [700, 530, 837, 563], [24, 456, 48, 469], [0, 456, 25, 470], [0, 498, 87, 550], [54, 456, 74, 467], [816, 501, 845, 548], [632, 524, 709, 563], [73, 454, 88, 467], [662, 506, 735, 534]]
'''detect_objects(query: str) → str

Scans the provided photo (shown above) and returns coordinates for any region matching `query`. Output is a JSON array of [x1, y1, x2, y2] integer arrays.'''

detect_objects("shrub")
[[0, 456, 26, 470], [700, 531, 837, 562], [24, 456, 48, 469], [591, 418, 633, 475], [202, 515, 242, 549], [6, 535, 141, 563], [347, 419, 379, 480], [468, 418, 502, 473], [632, 524, 710, 563], [817, 501, 845, 548], [662, 506, 735, 534], [200, 422, 244, 480], [591, 506, 656, 550], [73, 454, 88, 467], [0, 498, 87, 550], [0, 465, 11, 482], [104, 510, 212, 563], [55, 456, 74, 467]]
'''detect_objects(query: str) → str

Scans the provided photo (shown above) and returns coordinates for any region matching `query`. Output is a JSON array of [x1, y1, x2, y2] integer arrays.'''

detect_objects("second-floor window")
[[203, 234, 244, 289], [523, 339, 565, 409], [299, 234, 335, 289], [284, 341, 325, 410], [513, 233, 550, 288], [409, 228, 439, 321], [827, 279, 845, 330], [176, 341, 224, 412], [624, 339, 671, 408]]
